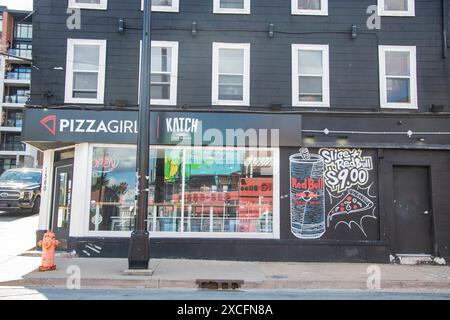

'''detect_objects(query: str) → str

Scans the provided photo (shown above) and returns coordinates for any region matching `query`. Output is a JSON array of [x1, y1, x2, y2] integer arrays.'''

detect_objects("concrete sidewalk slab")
[[1, 257, 449, 291]]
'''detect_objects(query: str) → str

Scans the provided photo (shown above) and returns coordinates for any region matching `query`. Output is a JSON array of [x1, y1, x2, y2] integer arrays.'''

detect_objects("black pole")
[[128, 0, 151, 269]]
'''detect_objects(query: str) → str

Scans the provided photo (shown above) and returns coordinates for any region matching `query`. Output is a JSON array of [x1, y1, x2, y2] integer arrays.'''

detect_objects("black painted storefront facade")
[[23, 108, 450, 263]]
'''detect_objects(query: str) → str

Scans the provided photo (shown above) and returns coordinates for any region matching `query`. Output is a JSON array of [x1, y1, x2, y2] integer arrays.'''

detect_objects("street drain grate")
[[196, 279, 244, 290]]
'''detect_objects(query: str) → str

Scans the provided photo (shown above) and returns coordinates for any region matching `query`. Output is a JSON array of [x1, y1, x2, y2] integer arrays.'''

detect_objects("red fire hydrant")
[[37, 231, 60, 272]]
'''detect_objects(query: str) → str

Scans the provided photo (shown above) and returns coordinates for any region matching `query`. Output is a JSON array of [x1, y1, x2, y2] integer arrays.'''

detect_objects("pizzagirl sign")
[[40, 115, 138, 136], [22, 109, 302, 149]]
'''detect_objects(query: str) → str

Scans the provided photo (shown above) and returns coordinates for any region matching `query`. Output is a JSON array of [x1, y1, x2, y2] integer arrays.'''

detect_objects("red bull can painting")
[[290, 148, 326, 239]]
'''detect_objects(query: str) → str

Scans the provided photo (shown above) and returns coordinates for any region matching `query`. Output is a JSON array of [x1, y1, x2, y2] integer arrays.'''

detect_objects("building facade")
[[0, 6, 39, 174], [24, 0, 450, 263]]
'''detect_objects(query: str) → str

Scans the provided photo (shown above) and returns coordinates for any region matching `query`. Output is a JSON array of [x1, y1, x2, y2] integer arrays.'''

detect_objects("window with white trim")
[[292, 0, 328, 16], [141, 0, 179, 12], [65, 39, 107, 104], [379, 46, 417, 109], [212, 43, 250, 106], [378, 0, 415, 16], [149, 41, 178, 105], [68, 0, 108, 10], [292, 44, 330, 107], [214, 0, 250, 14]]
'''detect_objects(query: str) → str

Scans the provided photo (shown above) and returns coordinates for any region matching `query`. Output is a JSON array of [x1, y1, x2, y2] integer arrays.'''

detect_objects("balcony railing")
[[4, 95, 29, 104], [1, 119, 22, 128], [0, 143, 25, 152], [7, 48, 32, 60], [5, 72, 31, 81]]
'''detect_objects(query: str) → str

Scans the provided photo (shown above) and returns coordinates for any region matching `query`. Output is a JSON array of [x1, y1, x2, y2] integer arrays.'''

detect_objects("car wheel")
[[32, 196, 41, 215]]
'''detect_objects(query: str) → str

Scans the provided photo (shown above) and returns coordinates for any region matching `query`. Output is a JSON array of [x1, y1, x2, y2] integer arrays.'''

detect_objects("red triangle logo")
[[40, 115, 57, 136]]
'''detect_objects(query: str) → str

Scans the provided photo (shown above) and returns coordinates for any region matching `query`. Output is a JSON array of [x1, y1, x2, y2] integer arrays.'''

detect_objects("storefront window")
[[89, 147, 137, 232], [89, 146, 275, 236]]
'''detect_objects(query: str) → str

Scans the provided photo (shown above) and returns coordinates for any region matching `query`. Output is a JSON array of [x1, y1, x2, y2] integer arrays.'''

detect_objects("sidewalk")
[[1, 257, 450, 291]]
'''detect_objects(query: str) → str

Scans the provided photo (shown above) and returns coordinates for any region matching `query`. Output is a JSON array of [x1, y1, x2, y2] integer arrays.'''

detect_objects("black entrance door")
[[393, 166, 434, 255], [51, 164, 74, 250]]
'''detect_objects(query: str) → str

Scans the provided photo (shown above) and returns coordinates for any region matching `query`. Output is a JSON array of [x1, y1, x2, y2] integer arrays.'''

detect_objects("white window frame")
[[138, 41, 179, 106], [213, 0, 251, 14], [68, 0, 108, 10], [379, 45, 417, 109], [212, 42, 250, 106], [292, 44, 330, 108], [64, 39, 107, 105], [141, 0, 179, 12], [82, 144, 280, 240], [378, 0, 415, 17], [292, 0, 328, 16]]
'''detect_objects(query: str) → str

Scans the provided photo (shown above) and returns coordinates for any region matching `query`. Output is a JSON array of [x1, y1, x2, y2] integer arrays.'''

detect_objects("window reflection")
[[90, 146, 274, 235]]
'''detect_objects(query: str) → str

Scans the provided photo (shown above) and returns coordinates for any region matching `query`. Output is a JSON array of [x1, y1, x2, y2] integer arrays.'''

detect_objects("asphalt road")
[[0, 287, 449, 300]]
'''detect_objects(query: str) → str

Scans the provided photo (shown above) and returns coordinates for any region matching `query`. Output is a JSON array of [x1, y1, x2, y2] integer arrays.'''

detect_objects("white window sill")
[[380, 104, 418, 110], [378, 11, 415, 17], [151, 99, 177, 106], [214, 9, 251, 15], [68, 4, 107, 10], [212, 100, 250, 107], [65, 98, 104, 105], [292, 10, 328, 16]]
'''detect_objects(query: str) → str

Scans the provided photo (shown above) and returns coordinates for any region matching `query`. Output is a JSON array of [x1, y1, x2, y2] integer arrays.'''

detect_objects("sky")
[[0, 0, 33, 11]]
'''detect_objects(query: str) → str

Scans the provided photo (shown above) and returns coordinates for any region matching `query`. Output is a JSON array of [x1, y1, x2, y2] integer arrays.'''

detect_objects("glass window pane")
[[148, 148, 183, 232], [298, 0, 321, 10], [73, 72, 98, 91], [89, 147, 137, 232], [219, 48, 244, 74], [385, 0, 408, 11], [386, 51, 410, 76], [74, 45, 100, 71], [151, 47, 171, 73], [219, 75, 243, 100], [183, 149, 273, 234], [220, 0, 244, 9], [73, 91, 98, 99], [151, 84, 171, 100], [387, 78, 410, 103], [298, 50, 323, 75], [90, 146, 275, 235], [299, 76, 323, 102]]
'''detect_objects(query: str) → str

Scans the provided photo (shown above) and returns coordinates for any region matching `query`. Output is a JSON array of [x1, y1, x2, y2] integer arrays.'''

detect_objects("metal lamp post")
[[128, 0, 152, 269]]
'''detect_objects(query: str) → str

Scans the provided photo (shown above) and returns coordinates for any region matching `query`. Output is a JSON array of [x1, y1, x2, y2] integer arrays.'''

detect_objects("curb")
[[2, 278, 450, 291]]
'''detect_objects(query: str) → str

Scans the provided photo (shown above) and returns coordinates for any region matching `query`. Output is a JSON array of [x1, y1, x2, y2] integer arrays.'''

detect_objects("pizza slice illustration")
[[328, 189, 374, 224]]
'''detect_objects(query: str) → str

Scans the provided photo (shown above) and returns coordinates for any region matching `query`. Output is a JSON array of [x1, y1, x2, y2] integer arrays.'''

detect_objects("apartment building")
[[0, 6, 38, 174], [23, 0, 450, 263]]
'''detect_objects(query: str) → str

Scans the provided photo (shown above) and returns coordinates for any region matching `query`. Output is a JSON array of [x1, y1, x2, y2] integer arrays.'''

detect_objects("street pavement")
[[0, 212, 41, 283], [0, 211, 449, 300], [1, 287, 450, 300]]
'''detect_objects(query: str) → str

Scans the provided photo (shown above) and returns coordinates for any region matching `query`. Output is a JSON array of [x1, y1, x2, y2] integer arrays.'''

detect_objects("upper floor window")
[[378, 0, 415, 17], [292, 44, 330, 107], [379, 46, 417, 109], [141, 0, 180, 12], [214, 0, 251, 14], [14, 23, 32, 40], [144, 41, 179, 105], [292, 0, 328, 16], [65, 39, 107, 104], [212, 42, 250, 106], [68, 0, 108, 10]]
